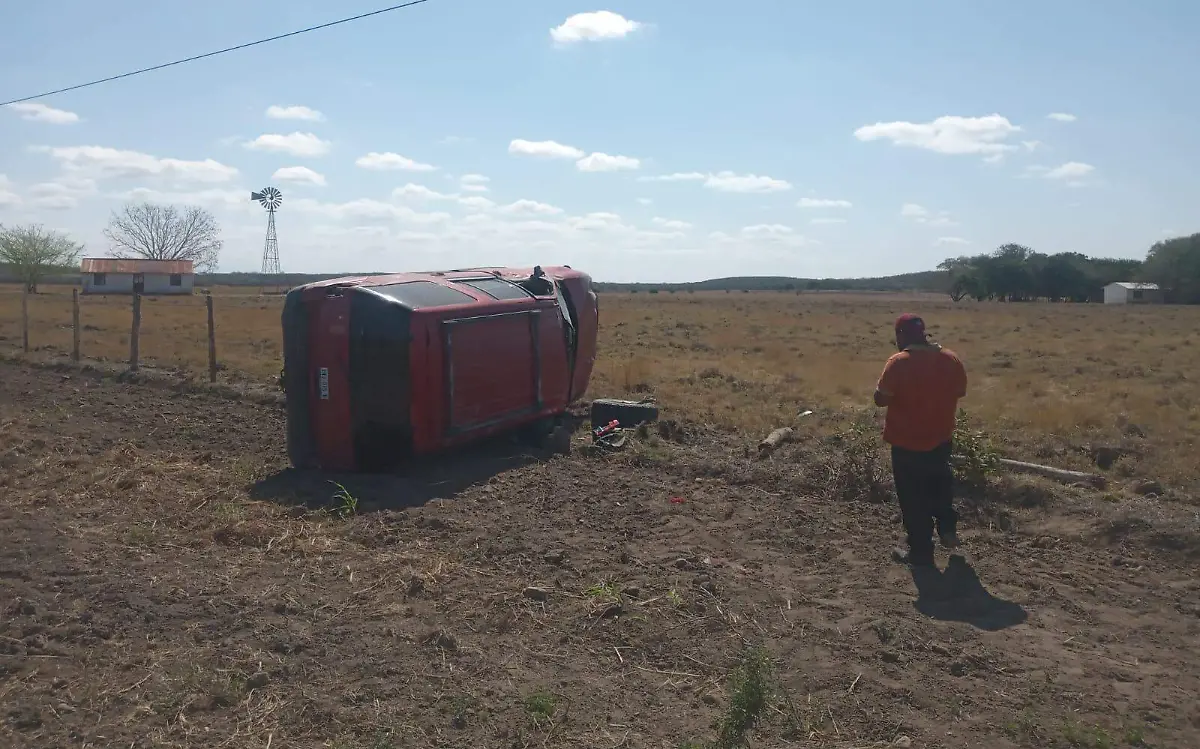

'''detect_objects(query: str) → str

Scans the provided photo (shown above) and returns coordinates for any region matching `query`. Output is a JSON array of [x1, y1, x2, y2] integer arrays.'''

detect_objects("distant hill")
[[2, 267, 950, 294], [199, 270, 950, 293], [593, 270, 948, 293]]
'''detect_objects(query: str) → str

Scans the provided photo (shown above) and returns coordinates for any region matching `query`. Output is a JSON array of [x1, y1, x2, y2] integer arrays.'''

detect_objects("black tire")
[[590, 399, 659, 430]]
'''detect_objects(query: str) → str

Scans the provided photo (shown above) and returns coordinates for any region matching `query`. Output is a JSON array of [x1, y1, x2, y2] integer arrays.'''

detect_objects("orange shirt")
[[877, 343, 967, 451]]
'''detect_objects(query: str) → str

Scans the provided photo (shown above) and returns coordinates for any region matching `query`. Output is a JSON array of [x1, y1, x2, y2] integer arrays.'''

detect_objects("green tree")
[[1142, 233, 1200, 303], [0, 223, 83, 293], [940, 244, 1144, 303]]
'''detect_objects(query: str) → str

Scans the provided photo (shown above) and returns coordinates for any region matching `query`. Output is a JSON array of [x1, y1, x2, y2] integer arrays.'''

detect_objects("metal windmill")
[[251, 187, 283, 290]]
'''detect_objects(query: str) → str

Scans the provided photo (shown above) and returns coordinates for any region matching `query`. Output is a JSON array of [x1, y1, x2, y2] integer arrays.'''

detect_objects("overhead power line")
[[0, 0, 433, 107]]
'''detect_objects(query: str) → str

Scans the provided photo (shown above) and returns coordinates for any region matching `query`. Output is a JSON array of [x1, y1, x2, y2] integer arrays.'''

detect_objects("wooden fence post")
[[72, 288, 81, 362], [129, 293, 141, 372], [21, 285, 29, 353], [206, 293, 217, 383]]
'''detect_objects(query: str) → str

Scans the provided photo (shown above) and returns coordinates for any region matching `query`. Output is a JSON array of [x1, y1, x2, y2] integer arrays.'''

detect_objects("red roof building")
[[79, 257, 196, 295]]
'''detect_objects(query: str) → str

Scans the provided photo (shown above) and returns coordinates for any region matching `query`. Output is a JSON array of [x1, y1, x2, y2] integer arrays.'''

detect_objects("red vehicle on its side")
[[281, 265, 599, 472]]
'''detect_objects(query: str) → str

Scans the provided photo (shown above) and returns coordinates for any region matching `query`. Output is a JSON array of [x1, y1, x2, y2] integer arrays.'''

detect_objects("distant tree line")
[[594, 270, 949, 295], [939, 232, 1200, 303], [938, 244, 1140, 303]]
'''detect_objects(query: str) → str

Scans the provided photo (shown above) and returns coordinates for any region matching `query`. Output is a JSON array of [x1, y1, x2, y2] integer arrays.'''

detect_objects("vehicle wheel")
[[589, 398, 659, 430]]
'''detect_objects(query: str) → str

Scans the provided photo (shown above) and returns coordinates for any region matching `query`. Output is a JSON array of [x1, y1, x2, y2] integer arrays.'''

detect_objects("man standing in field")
[[873, 314, 968, 567]]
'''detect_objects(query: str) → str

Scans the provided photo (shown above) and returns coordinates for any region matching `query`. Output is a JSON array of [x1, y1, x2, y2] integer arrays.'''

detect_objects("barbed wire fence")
[[1, 284, 278, 383]]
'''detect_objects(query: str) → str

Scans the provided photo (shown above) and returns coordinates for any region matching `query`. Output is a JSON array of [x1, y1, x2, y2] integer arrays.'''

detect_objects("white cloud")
[[638, 172, 707, 183], [499, 199, 563, 216], [550, 11, 641, 44], [1043, 161, 1095, 180], [576, 152, 641, 172], [935, 236, 970, 246], [509, 140, 639, 172], [458, 174, 490, 192], [854, 114, 1021, 157], [30, 177, 96, 197], [266, 105, 325, 122], [37, 145, 239, 183], [458, 196, 496, 211], [1022, 140, 1044, 152], [393, 184, 515, 212], [245, 132, 331, 157], [1022, 162, 1096, 187], [798, 197, 852, 209], [652, 217, 693, 230], [272, 166, 326, 186], [741, 224, 794, 236], [24, 176, 98, 210], [290, 197, 450, 225], [1047, 112, 1077, 122], [392, 183, 457, 200], [704, 172, 792, 193], [900, 203, 957, 226], [508, 139, 585, 160], [708, 224, 814, 249], [5, 101, 80, 124], [354, 152, 437, 171], [809, 217, 847, 225], [568, 212, 626, 231], [639, 170, 791, 193], [29, 196, 76, 211], [637, 197, 653, 205], [119, 186, 259, 214], [0, 175, 21, 207]]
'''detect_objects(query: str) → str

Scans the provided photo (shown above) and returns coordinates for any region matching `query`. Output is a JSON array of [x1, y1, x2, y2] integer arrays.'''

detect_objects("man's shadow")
[[909, 554, 1028, 631]]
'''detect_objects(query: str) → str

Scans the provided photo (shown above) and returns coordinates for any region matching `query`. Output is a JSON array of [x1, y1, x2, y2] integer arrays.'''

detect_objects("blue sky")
[[1, 1, 1197, 282]]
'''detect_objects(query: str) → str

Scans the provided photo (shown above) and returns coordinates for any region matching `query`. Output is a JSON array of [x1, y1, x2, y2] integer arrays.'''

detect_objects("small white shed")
[[1103, 282, 1163, 305], [80, 258, 195, 296]]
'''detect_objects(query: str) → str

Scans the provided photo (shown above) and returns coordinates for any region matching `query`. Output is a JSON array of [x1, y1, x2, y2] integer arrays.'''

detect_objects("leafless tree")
[[0, 223, 84, 293], [103, 202, 222, 273]]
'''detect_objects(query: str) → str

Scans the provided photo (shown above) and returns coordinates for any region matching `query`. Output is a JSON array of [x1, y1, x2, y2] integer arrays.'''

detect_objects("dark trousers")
[[891, 441, 956, 564]]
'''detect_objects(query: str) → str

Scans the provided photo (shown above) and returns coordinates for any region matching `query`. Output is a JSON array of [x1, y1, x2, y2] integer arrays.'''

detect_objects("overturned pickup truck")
[[281, 266, 598, 472]]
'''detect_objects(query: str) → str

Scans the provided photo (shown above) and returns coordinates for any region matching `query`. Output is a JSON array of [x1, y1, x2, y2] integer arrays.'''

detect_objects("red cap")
[[895, 313, 926, 343]]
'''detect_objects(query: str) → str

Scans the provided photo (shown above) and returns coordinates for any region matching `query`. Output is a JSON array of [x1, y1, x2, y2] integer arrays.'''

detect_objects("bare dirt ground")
[[3, 359, 1199, 748]]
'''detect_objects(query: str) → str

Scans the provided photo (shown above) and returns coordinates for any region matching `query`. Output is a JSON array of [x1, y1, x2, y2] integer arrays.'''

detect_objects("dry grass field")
[[5, 284, 1200, 491], [2, 282, 1200, 748]]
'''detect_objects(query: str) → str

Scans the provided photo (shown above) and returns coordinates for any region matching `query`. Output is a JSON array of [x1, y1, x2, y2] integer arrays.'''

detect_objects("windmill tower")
[[251, 187, 283, 293]]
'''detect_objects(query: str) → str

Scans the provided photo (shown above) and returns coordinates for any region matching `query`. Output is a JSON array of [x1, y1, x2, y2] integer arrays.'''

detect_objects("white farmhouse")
[[80, 258, 195, 296], [1102, 282, 1163, 305]]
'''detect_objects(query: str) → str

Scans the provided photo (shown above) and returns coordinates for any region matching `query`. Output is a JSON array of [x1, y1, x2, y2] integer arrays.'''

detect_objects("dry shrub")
[[821, 416, 891, 503]]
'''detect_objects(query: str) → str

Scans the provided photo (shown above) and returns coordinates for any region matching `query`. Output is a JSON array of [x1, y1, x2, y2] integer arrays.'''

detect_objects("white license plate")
[[318, 367, 329, 400]]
